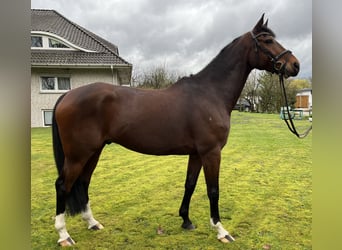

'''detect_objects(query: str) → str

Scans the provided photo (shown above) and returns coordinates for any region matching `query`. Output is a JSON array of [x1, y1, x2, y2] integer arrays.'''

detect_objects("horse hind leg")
[[55, 177, 75, 246], [54, 158, 90, 246], [80, 148, 105, 230]]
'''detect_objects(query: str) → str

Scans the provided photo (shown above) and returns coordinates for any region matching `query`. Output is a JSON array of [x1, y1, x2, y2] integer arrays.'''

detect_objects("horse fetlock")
[[55, 214, 66, 231], [81, 202, 104, 230], [181, 221, 196, 230], [210, 218, 235, 243]]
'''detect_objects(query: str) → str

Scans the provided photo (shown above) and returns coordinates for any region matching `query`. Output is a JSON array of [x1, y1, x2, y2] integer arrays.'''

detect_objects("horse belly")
[[111, 116, 194, 155]]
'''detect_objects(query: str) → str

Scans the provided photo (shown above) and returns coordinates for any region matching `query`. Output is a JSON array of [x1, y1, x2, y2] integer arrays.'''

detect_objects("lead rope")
[[279, 75, 312, 139]]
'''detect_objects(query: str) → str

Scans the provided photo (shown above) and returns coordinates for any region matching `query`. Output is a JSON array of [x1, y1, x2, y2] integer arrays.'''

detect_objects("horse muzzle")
[[275, 59, 300, 78]]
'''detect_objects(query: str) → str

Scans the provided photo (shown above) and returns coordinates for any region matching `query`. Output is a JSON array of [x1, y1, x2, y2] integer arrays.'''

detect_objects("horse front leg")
[[179, 154, 202, 230], [202, 148, 235, 243]]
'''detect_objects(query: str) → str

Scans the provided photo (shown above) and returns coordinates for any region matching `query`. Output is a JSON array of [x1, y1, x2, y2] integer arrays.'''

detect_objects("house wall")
[[31, 67, 118, 127]]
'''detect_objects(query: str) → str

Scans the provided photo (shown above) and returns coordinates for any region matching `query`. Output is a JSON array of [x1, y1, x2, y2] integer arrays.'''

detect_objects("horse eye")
[[264, 39, 273, 44]]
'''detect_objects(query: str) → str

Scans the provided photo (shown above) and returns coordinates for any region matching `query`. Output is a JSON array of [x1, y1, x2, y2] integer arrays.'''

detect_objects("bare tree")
[[239, 70, 260, 112], [133, 65, 181, 89]]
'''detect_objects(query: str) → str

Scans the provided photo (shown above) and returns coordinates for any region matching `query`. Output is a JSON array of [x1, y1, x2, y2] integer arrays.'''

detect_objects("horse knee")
[[207, 187, 219, 200], [185, 175, 199, 191], [185, 182, 196, 193]]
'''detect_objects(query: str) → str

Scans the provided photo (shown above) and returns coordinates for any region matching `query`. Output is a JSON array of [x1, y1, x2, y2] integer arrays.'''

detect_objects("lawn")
[[31, 111, 312, 249]]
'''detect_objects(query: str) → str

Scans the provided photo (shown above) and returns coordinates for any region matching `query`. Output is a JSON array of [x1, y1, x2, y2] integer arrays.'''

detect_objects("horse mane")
[[174, 25, 275, 85], [223, 35, 242, 50], [172, 35, 244, 86]]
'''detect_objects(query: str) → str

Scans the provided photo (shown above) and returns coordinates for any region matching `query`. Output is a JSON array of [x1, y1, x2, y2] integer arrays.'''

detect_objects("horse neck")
[[194, 35, 253, 111]]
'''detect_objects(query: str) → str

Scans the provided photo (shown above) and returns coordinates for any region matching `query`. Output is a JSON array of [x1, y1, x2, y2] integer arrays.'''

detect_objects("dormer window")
[[31, 34, 74, 50]]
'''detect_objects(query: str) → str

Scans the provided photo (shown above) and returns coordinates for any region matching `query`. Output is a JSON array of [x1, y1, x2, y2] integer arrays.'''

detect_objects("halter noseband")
[[250, 31, 292, 75]]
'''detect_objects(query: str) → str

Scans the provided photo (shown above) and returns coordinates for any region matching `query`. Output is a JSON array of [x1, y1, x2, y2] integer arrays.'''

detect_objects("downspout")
[[110, 65, 115, 84]]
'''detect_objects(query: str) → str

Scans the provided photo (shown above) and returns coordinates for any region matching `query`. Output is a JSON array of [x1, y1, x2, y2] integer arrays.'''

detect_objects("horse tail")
[[52, 93, 88, 215], [52, 93, 66, 176]]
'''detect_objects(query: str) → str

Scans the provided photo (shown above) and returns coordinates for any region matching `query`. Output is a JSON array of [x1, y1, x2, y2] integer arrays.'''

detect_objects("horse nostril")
[[293, 62, 300, 71]]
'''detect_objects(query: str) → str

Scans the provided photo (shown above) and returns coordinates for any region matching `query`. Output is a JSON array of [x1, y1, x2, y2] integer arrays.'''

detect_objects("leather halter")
[[250, 31, 292, 75], [250, 31, 312, 138]]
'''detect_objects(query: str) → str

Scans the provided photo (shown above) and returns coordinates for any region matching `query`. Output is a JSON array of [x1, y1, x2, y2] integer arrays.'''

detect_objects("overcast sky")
[[31, 0, 312, 78]]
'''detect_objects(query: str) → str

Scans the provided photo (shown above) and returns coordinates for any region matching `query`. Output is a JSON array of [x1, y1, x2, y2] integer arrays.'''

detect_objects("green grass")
[[31, 111, 312, 249]]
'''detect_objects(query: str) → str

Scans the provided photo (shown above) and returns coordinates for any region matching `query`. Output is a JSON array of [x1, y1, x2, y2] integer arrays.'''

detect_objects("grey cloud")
[[31, 0, 312, 78]]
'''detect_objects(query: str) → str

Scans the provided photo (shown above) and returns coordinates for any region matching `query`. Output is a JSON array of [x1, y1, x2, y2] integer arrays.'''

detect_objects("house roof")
[[31, 50, 128, 65], [297, 88, 312, 94], [31, 9, 132, 83]]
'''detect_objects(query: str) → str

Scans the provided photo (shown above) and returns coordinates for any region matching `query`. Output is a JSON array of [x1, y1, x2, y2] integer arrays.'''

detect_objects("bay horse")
[[52, 14, 299, 246]]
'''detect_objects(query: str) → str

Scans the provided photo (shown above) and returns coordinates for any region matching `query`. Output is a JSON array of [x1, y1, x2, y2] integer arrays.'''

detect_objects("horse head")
[[248, 14, 300, 78]]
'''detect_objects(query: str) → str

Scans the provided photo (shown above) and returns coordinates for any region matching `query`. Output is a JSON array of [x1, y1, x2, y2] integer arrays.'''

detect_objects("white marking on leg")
[[81, 202, 103, 229], [55, 213, 73, 244], [210, 218, 235, 241]]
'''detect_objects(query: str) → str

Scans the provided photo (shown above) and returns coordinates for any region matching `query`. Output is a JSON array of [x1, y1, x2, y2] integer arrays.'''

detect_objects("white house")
[[31, 9, 132, 127]]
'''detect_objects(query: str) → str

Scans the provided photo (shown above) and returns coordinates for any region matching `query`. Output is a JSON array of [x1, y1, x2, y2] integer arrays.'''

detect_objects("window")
[[43, 110, 53, 126], [41, 76, 71, 92], [31, 35, 74, 50], [41, 77, 55, 90], [49, 38, 69, 48], [57, 77, 71, 90], [31, 36, 43, 47]]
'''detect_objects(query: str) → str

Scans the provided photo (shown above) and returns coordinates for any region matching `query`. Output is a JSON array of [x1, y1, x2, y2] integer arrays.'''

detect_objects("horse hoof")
[[181, 222, 196, 230], [219, 234, 235, 243], [58, 237, 75, 246], [90, 223, 104, 230]]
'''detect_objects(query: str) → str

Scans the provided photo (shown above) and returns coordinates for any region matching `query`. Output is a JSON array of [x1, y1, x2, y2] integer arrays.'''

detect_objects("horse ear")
[[264, 19, 269, 27], [253, 13, 265, 32]]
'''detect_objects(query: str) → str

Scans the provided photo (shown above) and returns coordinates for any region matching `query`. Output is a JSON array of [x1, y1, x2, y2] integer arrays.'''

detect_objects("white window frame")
[[40, 75, 72, 93], [31, 31, 96, 52], [42, 110, 53, 127], [31, 35, 75, 51]]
